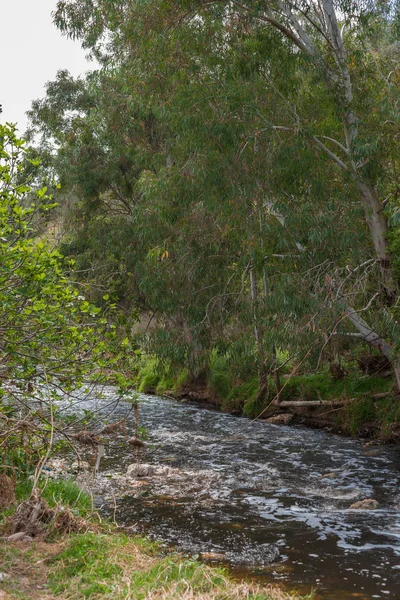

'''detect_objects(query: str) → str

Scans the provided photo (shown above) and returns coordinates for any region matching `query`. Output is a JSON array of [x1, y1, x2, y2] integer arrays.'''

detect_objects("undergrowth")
[[14, 478, 92, 515], [134, 352, 400, 438]]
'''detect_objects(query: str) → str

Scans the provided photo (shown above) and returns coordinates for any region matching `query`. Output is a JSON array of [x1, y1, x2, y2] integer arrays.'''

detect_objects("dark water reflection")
[[70, 390, 400, 599]]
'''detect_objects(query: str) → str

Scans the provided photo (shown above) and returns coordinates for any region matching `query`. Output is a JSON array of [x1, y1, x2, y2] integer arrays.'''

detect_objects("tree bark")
[[357, 181, 395, 300], [273, 398, 353, 407], [341, 299, 400, 392]]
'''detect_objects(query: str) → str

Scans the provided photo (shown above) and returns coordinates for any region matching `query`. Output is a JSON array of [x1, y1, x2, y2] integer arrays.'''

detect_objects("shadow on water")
[[67, 389, 400, 600]]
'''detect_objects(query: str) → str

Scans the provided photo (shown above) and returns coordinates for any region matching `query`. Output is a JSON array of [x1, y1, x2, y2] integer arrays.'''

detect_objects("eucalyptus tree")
[[28, 1, 400, 391], [53, 0, 398, 286]]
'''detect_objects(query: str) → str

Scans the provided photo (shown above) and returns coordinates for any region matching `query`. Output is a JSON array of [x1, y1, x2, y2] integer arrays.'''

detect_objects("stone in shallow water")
[[225, 543, 280, 566], [126, 463, 178, 478], [321, 472, 337, 479], [349, 498, 379, 510], [266, 413, 293, 425], [200, 552, 226, 561], [71, 460, 91, 472]]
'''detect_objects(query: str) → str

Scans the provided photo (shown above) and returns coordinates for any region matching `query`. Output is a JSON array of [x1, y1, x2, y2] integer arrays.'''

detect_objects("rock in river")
[[266, 413, 293, 425], [127, 463, 178, 478], [350, 498, 379, 510]]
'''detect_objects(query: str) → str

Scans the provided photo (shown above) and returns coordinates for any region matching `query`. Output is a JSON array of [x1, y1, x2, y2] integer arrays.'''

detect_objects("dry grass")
[[143, 579, 298, 599], [0, 540, 63, 599]]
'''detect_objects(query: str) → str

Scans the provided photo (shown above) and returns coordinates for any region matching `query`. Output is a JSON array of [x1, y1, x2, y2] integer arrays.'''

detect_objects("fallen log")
[[273, 398, 356, 408]]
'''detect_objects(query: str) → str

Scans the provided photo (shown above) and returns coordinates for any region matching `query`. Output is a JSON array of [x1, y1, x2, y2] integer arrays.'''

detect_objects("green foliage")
[[345, 398, 378, 435], [155, 373, 176, 395], [136, 357, 161, 393], [175, 368, 189, 391], [135, 356, 188, 395], [25, 0, 400, 426], [224, 377, 259, 414], [280, 371, 392, 402], [208, 352, 233, 400], [341, 394, 400, 436], [0, 124, 123, 392], [0, 124, 133, 483]]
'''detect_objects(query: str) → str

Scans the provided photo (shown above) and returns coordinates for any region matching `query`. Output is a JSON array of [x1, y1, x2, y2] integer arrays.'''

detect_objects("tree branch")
[[312, 135, 349, 171]]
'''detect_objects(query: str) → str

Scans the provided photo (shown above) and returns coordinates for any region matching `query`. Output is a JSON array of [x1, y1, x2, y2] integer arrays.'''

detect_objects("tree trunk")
[[341, 300, 400, 393], [357, 181, 395, 300], [390, 357, 400, 394], [273, 398, 353, 408], [236, 0, 399, 388]]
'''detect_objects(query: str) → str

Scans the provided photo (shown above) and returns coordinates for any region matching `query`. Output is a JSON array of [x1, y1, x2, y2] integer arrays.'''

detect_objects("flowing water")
[[68, 389, 400, 599]]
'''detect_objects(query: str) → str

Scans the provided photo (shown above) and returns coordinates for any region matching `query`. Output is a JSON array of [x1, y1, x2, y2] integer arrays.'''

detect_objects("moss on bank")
[[133, 354, 400, 440]]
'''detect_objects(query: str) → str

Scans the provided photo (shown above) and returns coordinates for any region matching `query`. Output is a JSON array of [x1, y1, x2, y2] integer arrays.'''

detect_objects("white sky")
[[0, 0, 91, 134]]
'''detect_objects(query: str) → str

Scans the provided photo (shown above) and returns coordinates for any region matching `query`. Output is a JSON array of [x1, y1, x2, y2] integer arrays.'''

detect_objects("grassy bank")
[[0, 479, 309, 600], [133, 353, 400, 440], [0, 534, 306, 600]]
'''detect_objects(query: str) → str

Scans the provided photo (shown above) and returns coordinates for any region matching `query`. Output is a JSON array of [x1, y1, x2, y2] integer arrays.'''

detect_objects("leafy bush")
[[0, 124, 129, 487]]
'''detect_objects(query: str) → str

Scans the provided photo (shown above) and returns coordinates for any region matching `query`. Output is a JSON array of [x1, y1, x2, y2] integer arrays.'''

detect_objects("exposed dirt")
[[0, 540, 64, 599]]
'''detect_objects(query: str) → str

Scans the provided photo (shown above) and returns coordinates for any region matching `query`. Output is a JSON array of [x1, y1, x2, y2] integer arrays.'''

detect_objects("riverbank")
[[0, 479, 307, 600], [3, 390, 399, 598], [133, 355, 400, 442]]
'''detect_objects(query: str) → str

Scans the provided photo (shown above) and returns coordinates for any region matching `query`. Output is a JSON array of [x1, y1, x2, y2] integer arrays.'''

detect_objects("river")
[[66, 388, 400, 599]]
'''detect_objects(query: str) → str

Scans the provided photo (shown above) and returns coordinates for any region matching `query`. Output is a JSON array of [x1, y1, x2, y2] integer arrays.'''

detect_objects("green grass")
[[137, 357, 161, 393], [342, 394, 400, 435], [208, 352, 233, 400], [14, 477, 92, 514], [156, 372, 176, 394], [42, 479, 92, 513], [280, 369, 392, 402], [0, 448, 309, 600], [47, 532, 303, 599], [136, 356, 189, 395], [224, 377, 259, 414], [207, 359, 399, 436]]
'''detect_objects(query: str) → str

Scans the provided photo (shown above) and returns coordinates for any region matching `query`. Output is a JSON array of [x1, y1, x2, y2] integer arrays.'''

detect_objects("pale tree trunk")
[[357, 181, 395, 300], [320, 0, 398, 385], [272, 345, 282, 399], [225, 0, 399, 390], [254, 0, 399, 389], [258, 209, 282, 395], [320, 0, 395, 298], [342, 300, 400, 391], [233, 2, 395, 294]]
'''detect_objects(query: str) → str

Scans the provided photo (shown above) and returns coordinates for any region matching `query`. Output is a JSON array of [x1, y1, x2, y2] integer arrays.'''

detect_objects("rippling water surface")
[[71, 390, 400, 599]]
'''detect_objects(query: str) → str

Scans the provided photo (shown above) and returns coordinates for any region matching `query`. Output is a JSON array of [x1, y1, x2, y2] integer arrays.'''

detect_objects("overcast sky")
[[0, 0, 90, 134]]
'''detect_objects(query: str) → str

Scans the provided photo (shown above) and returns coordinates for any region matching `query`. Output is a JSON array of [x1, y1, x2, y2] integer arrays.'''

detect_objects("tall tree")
[[28, 0, 400, 390]]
